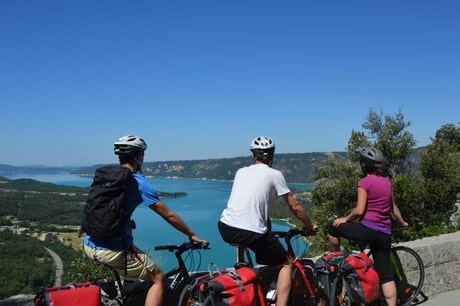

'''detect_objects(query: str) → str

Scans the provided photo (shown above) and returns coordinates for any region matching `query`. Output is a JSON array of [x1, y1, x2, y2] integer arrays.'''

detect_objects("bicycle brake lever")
[[201, 241, 210, 249]]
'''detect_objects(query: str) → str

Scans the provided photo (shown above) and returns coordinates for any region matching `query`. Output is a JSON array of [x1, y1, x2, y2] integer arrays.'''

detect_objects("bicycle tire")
[[177, 283, 193, 306], [367, 245, 425, 306], [290, 259, 317, 306], [391, 246, 425, 306]]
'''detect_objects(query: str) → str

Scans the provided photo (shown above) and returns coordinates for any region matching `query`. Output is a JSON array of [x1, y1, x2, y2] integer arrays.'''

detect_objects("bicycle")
[[210, 227, 319, 306], [98, 240, 210, 306], [368, 242, 425, 306], [317, 238, 425, 306]]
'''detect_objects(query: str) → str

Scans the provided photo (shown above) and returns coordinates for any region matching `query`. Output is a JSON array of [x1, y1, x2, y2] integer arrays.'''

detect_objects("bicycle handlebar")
[[154, 241, 210, 255], [272, 227, 318, 241]]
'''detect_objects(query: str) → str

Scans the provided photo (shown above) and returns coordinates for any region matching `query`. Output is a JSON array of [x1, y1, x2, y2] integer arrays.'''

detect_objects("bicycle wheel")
[[290, 259, 317, 306], [391, 246, 425, 306], [177, 283, 194, 306]]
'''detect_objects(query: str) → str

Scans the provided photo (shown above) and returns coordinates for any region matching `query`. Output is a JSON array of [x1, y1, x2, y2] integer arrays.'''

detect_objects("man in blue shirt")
[[83, 135, 206, 306]]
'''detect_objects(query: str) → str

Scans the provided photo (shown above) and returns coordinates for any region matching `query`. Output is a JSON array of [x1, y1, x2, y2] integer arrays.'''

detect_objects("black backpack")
[[81, 165, 134, 238]]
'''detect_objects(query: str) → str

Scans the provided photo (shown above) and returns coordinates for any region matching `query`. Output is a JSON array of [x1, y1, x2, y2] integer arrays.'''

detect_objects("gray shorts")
[[83, 244, 157, 281]]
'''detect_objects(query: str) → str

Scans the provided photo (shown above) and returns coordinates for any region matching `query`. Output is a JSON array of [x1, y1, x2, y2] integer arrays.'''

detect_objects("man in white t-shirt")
[[218, 136, 318, 306]]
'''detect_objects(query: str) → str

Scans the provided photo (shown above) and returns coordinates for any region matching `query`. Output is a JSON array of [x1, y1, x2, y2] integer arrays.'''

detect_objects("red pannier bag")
[[199, 266, 259, 306], [34, 282, 100, 306], [340, 252, 380, 304]]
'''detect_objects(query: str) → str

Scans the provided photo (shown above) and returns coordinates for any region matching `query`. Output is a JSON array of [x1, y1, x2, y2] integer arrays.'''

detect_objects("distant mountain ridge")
[[1, 152, 348, 184], [0, 164, 72, 175]]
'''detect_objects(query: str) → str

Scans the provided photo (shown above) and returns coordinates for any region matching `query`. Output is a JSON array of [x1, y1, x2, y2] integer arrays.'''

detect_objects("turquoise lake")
[[5, 172, 312, 272]]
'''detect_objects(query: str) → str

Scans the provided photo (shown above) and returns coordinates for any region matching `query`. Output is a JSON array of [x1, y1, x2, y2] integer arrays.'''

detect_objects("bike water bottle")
[[266, 279, 277, 305]]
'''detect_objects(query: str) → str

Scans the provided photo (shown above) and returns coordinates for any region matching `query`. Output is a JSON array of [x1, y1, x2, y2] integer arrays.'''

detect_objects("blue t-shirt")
[[84, 173, 161, 250]]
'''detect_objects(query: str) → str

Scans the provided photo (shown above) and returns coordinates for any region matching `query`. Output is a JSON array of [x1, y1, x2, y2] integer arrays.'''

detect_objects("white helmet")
[[250, 136, 275, 150], [250, 136, 275, 159], [114, 135, 147, 155]]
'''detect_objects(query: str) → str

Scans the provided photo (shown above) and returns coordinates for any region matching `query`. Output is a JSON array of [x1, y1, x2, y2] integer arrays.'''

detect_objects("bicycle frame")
[[390, 249, 405, 285], [388, 245, 426, 305], [101, 241, 210, 306], [155, 241, 210, 306], [283, 230, 317, 301], [164, 265, 189, 300]]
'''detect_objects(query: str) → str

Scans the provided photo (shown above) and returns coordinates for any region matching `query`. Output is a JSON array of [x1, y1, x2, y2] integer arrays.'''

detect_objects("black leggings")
[[327, 220, 393, 284]]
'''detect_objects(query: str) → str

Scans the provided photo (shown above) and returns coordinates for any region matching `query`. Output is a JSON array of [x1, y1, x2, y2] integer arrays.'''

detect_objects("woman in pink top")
[[328, 147, 408, 306]]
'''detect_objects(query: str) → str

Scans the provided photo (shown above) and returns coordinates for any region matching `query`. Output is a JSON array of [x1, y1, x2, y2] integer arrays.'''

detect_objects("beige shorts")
[[83, 244, 157, 281]]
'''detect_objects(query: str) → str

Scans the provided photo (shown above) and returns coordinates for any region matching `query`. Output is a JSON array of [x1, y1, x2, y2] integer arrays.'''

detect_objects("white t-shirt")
[[220, 163, 290, 234]]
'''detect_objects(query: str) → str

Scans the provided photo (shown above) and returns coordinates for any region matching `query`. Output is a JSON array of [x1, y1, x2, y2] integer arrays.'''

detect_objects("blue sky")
[[1, 1, 459, 167]]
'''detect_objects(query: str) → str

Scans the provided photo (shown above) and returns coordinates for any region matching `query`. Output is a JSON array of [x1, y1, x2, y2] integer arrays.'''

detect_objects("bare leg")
[[328, 234, 341, 252], [143, 268, 166, 306], [276, 261, 293, 306], [381, 281, 397, 306]]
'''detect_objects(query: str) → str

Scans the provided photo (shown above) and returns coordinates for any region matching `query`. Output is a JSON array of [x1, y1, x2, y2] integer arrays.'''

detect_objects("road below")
[[45, 247, 63, 286]]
